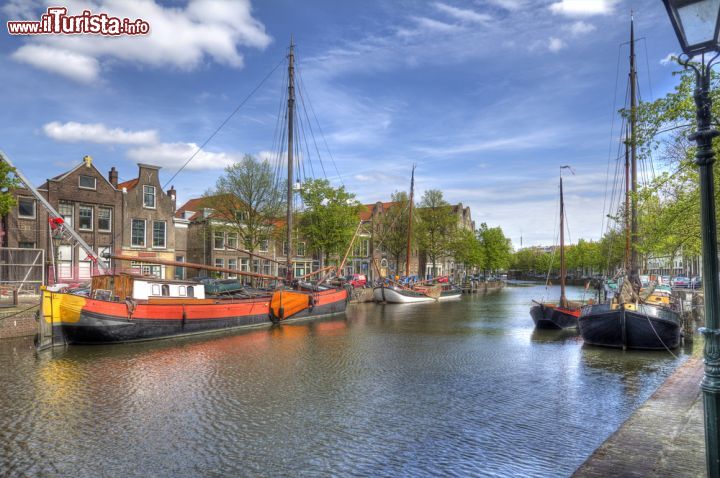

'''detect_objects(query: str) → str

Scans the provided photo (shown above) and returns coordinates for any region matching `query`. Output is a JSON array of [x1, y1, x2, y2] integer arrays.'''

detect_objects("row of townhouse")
[[1, 156, 476, 286], [1, 156, 188, 283]]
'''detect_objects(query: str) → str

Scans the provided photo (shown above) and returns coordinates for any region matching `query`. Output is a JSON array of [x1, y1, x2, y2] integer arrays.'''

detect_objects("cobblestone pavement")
[[574, 351, 706, 477]]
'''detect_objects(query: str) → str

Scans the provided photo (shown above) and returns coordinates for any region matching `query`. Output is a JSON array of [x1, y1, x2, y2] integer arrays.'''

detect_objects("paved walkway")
[[574, 353, 706, 477]]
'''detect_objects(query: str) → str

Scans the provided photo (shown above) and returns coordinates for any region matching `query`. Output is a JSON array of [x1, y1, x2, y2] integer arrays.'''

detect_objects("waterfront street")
[[0, 285, 697, 477]]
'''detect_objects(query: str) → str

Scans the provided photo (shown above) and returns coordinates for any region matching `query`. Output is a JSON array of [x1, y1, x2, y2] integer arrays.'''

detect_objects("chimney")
[[167, 185, 176, 212], [109, 167, 118, 187]]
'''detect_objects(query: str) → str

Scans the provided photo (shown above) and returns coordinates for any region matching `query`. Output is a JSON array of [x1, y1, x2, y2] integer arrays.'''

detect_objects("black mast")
[[286, 37, 295, 282], [559, 173, 567, 307], [629, 15, 639, 283]]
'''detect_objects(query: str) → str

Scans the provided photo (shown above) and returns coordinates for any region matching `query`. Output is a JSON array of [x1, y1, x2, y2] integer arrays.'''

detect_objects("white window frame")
[[152, 221, 167, 249], [18, 197, 36, 219], [131, 219, 146, 247], [213, 231, 225, 250], [78, 175, 96, 190], [59, 202, 74, 228], [98, 207, 112, 232], [297, 241, 306, 257], [78, 205, 93, 231], [227, 232, 238, 249], [228, 258, 237, 278], [143, 185, 156, 209], [259, 239, 269, 253]]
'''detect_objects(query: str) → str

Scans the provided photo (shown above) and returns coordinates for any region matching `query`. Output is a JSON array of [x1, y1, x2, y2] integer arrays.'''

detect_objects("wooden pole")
[[109, 254, 282, 281]]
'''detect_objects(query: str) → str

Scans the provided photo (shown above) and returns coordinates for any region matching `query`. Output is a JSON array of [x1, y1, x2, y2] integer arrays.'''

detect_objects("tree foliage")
[[0, 161, 20, 216], [375, 191, 414, 273], [416, 189, 457, 275], [206, 154, 284, 252], [299, 179, 362, 265], [477, 223, 511, 272]]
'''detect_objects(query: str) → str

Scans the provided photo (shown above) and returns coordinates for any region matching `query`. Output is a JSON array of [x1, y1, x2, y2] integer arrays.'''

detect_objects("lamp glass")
[[673, 0, 720, 47]]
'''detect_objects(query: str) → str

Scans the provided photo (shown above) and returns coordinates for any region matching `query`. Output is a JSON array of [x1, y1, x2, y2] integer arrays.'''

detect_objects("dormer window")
[[78, 175, 96, 190], [143, 185, 156, 208]]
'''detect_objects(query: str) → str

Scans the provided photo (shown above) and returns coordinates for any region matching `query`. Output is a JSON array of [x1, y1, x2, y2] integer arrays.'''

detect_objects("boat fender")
[[308, 295, 315, 309], [269, 307, 281, 324], [125, 298, 136, 319]]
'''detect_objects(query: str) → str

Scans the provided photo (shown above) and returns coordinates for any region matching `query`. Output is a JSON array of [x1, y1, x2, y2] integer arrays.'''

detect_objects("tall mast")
[[624, 124, 631, 272], [405, 164, 415, 277], [286, 37, 295, 281], [629, 14, 639, 280], [559, 173, 567, 307]]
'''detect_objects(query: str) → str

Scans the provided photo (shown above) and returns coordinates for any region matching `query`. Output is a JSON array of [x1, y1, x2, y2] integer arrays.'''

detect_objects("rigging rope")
[[163, 56, 285, 189]]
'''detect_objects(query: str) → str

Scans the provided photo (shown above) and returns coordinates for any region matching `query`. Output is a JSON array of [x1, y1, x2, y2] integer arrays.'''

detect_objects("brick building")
[[3, 155, 122, 282], [117, 164, 186, 279]]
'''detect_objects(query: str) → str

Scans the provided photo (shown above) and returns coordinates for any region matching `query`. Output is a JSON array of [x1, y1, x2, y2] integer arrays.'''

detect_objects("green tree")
[[299, 179, 362, 267], [477, 223, 512, 274], [375, 191, 413, 274], [450, 227, 484, 273], [0, 160, 20, 215], [206, 154, 284, 253], [416, 189, 457, 276]]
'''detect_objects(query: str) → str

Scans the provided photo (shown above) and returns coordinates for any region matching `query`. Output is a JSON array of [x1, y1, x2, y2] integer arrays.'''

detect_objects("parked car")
[[672, 275, 690, 288], [661, 275, 672, 285], [436, 276, 449, 283], [345, 274, 367, 288]]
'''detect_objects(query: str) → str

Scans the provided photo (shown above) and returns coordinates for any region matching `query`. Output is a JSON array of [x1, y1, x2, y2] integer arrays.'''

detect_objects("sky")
[[0, 0, 689, 248]]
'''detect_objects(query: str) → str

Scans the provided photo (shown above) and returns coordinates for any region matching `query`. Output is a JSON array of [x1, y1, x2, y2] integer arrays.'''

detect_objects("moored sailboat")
[[578, 18, 681, 350], [372, 166, 461, 304], [24, 39, 348, 347], [530, 167, 581, 329]]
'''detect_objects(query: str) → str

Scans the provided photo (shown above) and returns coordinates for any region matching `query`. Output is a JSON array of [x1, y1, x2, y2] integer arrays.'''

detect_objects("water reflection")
[[0, 284, 695, 477]]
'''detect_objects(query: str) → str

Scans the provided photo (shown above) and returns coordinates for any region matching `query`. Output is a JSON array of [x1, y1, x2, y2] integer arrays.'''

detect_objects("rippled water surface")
[[0, 284, 693, 477]]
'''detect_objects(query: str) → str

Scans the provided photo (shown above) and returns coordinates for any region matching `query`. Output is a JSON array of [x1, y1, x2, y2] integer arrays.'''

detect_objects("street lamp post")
[[662, 1, 720, 476]]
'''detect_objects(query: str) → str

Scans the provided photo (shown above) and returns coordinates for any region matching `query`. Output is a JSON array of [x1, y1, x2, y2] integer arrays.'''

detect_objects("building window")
[[214, 231, 224, 250], [98, 207, 112, 232], [58, 245, 73, 279], [79, 205, 93, 230], [179, 285, 186, 296], [152, 221, 166, 248], [175, 256, 185, 280], [259, 239, 269, 253], [240, 258, 249, 272], [97, 246, 111, 271], [235, 211, 249, 222], [143, 185, 156, 208], [151, 284, 161, 296], [227, 232, 238, 249], [215, 258, 224, 277], [228, 259, 237, 278], [78, 175, 96, 190], [297, 242, 306, 257], [131, 219, 146, 247], [58, 202, 73, 228], [282, 241, 288, 256], [161, 284, 170, 296], [18, 242, 35, 249], [18, 197, 35, 218], [187, 286, 194, 298]]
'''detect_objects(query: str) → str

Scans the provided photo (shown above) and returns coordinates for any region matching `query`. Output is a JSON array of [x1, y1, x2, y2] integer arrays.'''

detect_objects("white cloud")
[[410, 16, 464, 33], [12, 45, 99, 83], [11, 0, 272, 83], [433, 3, 492, 24], [43, 121, 158, 144], [127, 142, 240, 170], [549, 0, 619, 17], [660, 53, 679, 66], [548, 37, 566, 53], [566, 21, 596, 36]]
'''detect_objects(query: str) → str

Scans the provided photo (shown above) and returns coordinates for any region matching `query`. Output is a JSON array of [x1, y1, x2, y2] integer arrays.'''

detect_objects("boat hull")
[[530, 304, 579, 329], [578, 303, 681, 350], [43, 287, 348, 346], [372, 286, 462, 303]]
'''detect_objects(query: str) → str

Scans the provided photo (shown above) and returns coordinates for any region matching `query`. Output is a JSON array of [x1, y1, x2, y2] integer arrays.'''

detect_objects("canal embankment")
[[0, 295, 39, 339], [574, 345, 705, 477]]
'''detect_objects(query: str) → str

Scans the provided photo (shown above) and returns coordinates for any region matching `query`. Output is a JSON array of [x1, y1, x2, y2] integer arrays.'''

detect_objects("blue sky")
[[0, 0, 687, 247]]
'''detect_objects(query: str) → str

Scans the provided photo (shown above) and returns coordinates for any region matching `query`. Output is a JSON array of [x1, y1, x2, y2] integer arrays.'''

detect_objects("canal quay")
[[0, 284, 701, 477]]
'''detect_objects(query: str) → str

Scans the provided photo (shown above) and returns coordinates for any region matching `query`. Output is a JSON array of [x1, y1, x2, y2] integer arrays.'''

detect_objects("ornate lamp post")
[[662, 1, 720, 476]]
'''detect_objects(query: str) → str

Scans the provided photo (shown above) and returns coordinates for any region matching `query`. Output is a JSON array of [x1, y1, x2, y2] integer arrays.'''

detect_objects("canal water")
[[0, 284, 693, 477]]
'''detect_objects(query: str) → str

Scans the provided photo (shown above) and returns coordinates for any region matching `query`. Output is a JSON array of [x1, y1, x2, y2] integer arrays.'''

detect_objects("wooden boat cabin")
[[90, 274, 206, 302]]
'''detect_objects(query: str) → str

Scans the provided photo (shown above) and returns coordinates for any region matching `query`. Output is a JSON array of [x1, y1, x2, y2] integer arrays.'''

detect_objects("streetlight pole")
[[679, 51, 720, 477]]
